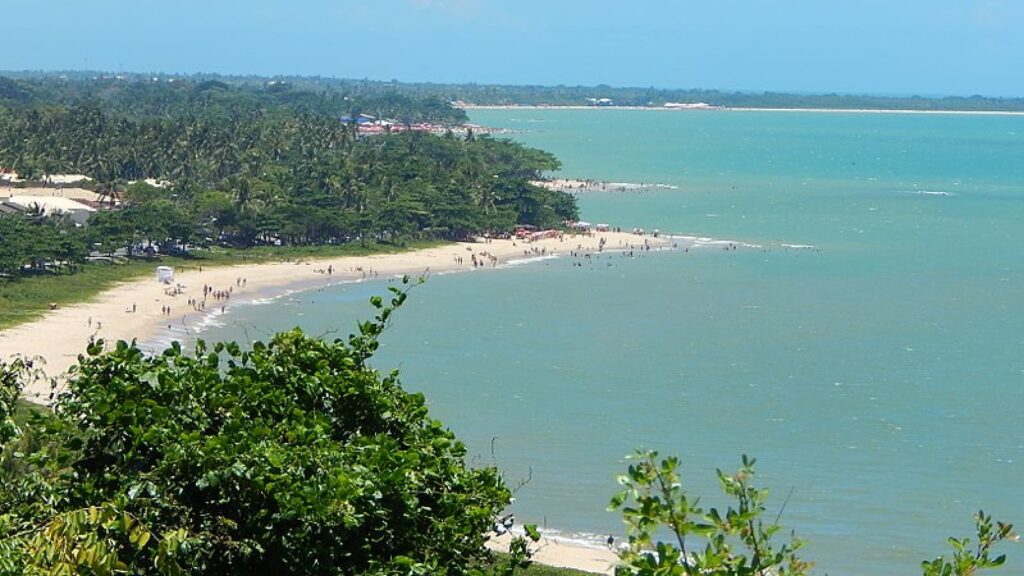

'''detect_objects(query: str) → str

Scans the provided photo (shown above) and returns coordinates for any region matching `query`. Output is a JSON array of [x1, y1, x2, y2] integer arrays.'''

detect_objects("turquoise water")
[[196, 110, 1024, 575]]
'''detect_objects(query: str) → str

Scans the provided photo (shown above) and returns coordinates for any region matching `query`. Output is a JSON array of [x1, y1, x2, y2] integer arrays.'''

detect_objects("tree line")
[[0, 75, 468, 125], [10, 72, 1024, 114], [0, 98, 576, 279]]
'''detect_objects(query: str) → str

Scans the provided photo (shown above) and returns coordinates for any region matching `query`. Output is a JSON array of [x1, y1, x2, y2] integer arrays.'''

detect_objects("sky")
[[4, 0, 1024, 97]]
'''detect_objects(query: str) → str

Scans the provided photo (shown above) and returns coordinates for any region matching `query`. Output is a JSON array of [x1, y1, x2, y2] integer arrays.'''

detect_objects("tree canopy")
[[0, 100, 575, 280]]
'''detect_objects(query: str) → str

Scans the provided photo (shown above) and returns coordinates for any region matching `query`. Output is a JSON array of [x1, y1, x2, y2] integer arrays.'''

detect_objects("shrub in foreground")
[[0, 278, 511, 575], [610, 450, 1017, 576]]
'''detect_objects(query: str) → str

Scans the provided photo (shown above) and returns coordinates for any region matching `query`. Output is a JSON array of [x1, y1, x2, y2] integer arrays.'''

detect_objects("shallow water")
[[195, 109, 1024, 575]]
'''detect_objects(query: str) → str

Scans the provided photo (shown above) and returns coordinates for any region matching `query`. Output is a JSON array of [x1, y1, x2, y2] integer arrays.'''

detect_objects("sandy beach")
[[487, 533, 619, 574], [1, 231, 667, 404]]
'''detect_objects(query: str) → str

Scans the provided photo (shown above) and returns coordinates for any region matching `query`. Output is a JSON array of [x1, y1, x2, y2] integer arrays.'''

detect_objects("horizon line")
[[2, 68, 1023, 102]]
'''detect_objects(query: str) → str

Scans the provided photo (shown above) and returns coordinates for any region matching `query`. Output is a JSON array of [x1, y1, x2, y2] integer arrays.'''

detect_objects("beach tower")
[[155, 266, 174, 284]]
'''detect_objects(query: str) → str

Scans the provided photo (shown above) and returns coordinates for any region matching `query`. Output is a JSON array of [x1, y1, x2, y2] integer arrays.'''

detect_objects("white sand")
[[488, 533, 619, 574], [1, 231, 666, 403]]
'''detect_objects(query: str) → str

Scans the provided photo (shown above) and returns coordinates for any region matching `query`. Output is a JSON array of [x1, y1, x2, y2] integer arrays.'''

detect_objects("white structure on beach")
[[1, 195, 95, 225], [155, 266, 175, 284]]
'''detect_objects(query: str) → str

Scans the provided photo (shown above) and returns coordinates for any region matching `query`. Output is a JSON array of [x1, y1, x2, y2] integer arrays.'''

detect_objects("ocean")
[[193, 109, 1024, 575]]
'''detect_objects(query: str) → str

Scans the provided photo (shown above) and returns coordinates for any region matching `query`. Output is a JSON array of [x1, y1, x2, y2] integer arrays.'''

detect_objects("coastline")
[[1, 230, 669, 574], [488, 532, 618, 574], [532, 178, 677, 194], [461, 104, 1024, 116], [1, 231, 668, 404]]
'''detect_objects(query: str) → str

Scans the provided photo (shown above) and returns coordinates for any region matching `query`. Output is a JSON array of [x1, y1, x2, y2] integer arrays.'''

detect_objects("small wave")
[[691, 238, 760, 250], [781, 243, 817, 250], [504, 254, 561, 266], [537, 527, 610, 550], [905, 190, 955, 197], [605, 181, 677, 190], [191, 309, 229, 333], [500, 526, 610, 550], [666, 234, 761, 250], [247, 297, 281, 306]]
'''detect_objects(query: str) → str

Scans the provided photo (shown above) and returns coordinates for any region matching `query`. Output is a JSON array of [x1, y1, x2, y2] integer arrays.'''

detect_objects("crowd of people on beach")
[[539, 178, 675, 194], [71, 227, 801, 363]]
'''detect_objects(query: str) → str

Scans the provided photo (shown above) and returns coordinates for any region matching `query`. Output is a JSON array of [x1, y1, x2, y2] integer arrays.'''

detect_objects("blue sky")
[[4, 0, 1023, 96]]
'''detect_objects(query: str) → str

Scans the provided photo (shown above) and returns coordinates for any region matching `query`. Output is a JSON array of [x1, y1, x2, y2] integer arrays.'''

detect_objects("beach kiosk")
[[155, 266, 174, 284]]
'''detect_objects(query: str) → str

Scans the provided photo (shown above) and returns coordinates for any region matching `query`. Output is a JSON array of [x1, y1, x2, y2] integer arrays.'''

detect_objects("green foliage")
[[0, 213, 87, 278], [7, 72, 1024, 112], [0, 88, 577, 283], [922, 511, 1017, 576], [0, 278, 514, 575], [0, 360, 23, 446], [610, 450, 810, 576], [611, 451, 1017, 576], [474, 525, 542, 576], [0, 75, 469, 125]]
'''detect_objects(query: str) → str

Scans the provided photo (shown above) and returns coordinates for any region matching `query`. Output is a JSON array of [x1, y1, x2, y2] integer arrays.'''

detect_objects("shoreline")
[[1, 231, 669, 404], [0, 230, 673, 575], [461, 104, 1024, 116], [1, 230, 668, 573], [532, 178, 677, 194], [488, 532, 618, 574]]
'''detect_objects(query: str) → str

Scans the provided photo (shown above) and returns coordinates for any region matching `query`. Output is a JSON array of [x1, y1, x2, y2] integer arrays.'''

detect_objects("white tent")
[[155, 266, 174, 284]]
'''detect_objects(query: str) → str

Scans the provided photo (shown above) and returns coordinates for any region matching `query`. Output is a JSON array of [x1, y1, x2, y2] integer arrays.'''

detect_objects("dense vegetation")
[[0, 80, 577, 283], [5, 72, 1023, 112], [0, 75, 467, 124]]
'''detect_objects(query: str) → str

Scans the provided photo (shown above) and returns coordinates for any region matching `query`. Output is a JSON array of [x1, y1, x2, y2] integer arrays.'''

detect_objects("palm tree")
[[95, 180, 124, 208]]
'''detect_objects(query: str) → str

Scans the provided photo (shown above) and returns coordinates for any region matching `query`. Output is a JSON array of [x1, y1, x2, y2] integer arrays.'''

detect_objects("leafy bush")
[[610, 450, 1016, 576], [0, 278, 512, 575], [611, 450, 810, 576]]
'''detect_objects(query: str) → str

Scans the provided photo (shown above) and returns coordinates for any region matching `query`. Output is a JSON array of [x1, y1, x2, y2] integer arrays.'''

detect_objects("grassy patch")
[[13, 398, 47, 425], [485, 553, 600, 575], [0, 240, 447, 330], [518, 563, 597, 575]]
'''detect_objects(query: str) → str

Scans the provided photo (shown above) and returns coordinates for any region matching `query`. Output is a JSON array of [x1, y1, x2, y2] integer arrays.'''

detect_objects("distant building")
[[587, 98, 615, 107], [2, 195, 95, 226]]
